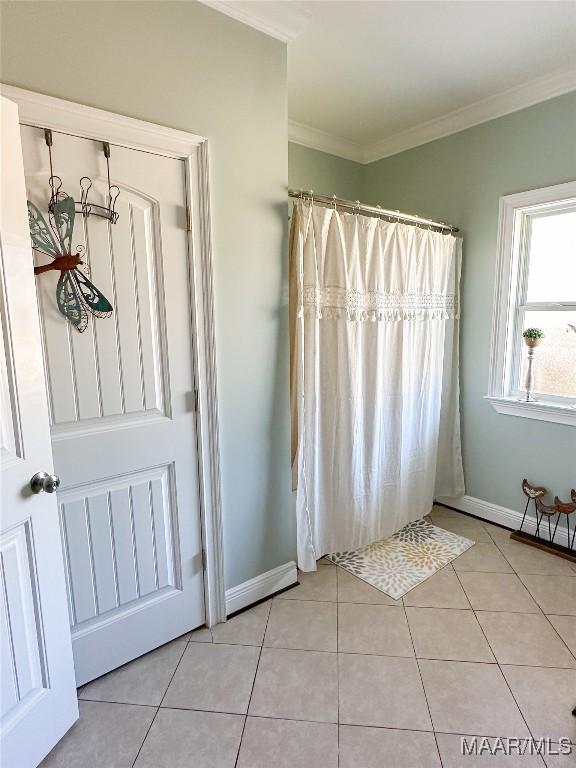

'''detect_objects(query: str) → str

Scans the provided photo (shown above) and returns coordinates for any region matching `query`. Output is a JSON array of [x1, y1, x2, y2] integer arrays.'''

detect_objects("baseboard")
[[436, 494, 569, 541], [225, 561, 298, 616]]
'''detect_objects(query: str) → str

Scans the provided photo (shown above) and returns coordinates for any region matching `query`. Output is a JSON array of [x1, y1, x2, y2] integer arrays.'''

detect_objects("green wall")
[[1, 1, 294, 590], [362, 93, 576, 513], [289, 142, 364, 199]]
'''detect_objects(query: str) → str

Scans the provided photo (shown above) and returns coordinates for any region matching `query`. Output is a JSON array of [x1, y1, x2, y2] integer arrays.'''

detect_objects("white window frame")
[[486, 181, 576, 427]]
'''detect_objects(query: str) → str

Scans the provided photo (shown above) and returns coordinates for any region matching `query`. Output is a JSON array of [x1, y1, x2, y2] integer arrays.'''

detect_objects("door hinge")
[[194, 387, 199, 412], [201, 548, 207, 570], [186, 205, 192, 232]]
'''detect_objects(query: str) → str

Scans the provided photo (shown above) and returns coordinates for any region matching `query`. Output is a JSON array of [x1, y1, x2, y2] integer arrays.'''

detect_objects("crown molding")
[[364, 68, 576, 163], [199, 1, 310, 43], [288, 119, 364, 163], [289, 68, 576, 165]]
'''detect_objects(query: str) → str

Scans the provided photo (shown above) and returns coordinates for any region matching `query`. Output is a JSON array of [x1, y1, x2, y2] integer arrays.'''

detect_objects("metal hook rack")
[[44, 129, 120, 224]]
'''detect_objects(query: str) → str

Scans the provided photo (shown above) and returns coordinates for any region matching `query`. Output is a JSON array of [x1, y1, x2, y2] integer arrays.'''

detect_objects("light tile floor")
[[41, 506, 576, 767]]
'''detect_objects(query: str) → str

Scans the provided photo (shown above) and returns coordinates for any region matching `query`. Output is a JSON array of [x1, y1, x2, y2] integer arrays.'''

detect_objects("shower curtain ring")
[[332, 195, 337, 210]]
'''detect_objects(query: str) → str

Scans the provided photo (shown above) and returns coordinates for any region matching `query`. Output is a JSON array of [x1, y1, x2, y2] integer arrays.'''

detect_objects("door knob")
[[30, 471, 60, 494]]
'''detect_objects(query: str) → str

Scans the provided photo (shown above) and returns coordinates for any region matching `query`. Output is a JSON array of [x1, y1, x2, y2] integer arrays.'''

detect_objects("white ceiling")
[[202, 1, 576, 162]]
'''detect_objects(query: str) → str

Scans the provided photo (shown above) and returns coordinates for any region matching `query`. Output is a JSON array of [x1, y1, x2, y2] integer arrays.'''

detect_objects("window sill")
[[486, 396, 576, 427]]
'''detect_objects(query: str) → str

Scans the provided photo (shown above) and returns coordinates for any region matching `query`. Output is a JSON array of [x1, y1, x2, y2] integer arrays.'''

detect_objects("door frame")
[[0, 84, 227, 626]]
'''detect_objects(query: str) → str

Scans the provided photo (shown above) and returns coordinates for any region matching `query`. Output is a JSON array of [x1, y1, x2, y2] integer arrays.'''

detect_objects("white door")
[[20, 124, 205, 686], [0, 98, 78, 768]]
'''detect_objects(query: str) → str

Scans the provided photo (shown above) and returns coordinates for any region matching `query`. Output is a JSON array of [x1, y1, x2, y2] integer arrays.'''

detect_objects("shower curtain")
[[290, 201, 465, 572]]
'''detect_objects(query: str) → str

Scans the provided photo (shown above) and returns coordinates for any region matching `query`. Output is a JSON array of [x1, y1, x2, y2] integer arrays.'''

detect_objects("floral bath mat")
[[325, 519, 474, 600]]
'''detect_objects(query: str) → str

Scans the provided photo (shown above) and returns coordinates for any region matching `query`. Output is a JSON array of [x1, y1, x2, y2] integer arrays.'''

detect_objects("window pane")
[[526, 210, 576, 303], [519, 310, 576, 397]]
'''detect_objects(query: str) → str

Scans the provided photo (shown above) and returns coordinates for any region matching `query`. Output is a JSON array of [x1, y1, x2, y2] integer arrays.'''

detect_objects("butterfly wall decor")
[[28, 194, 113, 333]]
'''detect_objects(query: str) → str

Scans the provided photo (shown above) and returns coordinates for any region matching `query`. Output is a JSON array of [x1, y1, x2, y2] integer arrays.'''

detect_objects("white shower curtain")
[[290, 201, 465, 572]]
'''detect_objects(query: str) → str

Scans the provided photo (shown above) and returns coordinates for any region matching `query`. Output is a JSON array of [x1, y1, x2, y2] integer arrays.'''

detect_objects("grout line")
[[497, 541, 576, 676], [275, 597, 338, 605], [541, 615, 576, 665], [451, 550, 536, 744], [185, 627, 214, 644], [437, 515, 575, 744], [130, 705, 160, 767], [233, 596, 273, 767], [188, 640, 262, 649], [80, 697, 157, 708], [401, 578, 444, 767], [487, 527, 576, 665], [276, 596, 337, 603], [128, 636, 194, 765], [184, 624, 574, 672], [159, 706, 337, 723], [77, 700, 576, 745], [77, 649, 576, 707], [405, 603, 542, 614]]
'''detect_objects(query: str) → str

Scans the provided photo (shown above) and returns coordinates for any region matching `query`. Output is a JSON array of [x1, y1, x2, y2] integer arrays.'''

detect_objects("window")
[[487, 181, 576, 426]]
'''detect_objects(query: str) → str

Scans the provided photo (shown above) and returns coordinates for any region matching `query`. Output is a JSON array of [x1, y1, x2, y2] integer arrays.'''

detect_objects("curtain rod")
[[288, 189, 459, 234]]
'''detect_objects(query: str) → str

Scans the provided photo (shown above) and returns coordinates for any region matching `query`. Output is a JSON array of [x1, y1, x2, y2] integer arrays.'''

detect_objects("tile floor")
[[41, 506, 576, 767]]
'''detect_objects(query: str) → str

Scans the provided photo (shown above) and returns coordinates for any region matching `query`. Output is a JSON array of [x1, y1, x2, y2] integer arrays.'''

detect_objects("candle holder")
[[520, 328, 544, 402]]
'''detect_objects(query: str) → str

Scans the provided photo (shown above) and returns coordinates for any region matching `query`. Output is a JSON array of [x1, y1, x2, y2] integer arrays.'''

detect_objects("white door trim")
[[0, 84, 226, 626]]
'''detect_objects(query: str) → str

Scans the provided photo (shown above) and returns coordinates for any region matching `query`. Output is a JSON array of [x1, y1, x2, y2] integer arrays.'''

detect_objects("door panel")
[[20, 125, 205, 686], [58, 464, 179, 629], [0, 521, 46, 714], [37, 186, 169, 431], [1, 97, 78, 768]]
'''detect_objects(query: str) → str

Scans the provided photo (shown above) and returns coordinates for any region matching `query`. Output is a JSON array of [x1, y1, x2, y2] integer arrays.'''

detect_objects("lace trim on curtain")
[[298, 285, 458, 321]]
